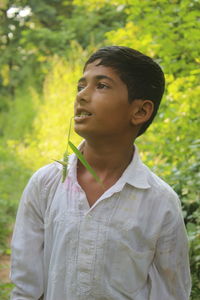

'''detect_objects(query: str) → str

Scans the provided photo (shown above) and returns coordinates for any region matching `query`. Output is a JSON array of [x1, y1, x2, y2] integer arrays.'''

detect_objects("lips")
[[74, 108, 92, 121]]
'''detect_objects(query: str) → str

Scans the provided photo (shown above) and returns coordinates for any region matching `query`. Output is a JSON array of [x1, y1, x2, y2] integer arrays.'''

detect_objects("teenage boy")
[[11, 46, 191, 300]]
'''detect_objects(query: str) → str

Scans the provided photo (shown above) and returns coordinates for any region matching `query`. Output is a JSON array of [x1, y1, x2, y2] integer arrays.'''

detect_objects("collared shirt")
[[10, 145, 191, 300]]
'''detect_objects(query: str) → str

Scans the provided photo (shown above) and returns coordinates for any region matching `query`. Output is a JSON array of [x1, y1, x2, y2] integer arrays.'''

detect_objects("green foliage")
[[1, 85, 39, 140], [106, 0, 200, 76], [0, 0, 127, 97], [10, 55, 82, 170], [0, 81, 41, 257], [0, 141, 32, 253], [0, 283, 14, 300]]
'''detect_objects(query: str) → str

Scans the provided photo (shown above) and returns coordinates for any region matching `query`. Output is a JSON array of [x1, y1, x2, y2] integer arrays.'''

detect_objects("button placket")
[[77, 214, 96, 293]]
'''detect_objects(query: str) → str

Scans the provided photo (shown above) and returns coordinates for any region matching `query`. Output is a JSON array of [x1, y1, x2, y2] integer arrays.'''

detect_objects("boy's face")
[[74, 60, 135, 140]]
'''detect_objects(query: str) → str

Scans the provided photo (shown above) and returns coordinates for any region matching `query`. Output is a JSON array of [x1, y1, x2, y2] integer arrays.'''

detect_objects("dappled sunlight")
[[8, 57, 83, 170]]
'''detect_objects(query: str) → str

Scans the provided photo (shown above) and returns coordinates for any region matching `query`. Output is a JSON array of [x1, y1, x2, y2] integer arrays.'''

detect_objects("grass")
[[0, 283, 14, 300]]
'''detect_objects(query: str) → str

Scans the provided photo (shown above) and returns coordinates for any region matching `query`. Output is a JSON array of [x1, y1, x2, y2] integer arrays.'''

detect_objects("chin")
[[75, 127, 101, 142], [74, 126, 91, 139]]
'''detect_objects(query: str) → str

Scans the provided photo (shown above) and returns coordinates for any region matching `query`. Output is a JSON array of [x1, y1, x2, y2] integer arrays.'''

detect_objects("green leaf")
[[63, 150, 69, 163], [53, 159, 68, 182], [68, 140, 102, 185], [62, 164, 68, 183], [54, 159, 68, 166]]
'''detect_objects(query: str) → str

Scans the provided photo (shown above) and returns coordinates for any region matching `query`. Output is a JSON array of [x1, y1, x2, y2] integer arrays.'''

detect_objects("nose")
[[76, 86, 91, 104]]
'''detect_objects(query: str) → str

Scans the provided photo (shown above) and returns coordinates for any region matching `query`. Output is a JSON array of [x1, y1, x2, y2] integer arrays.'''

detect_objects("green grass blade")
[[62, 164, 68, 182], [53, 159, 68, 166], [68, 140, 102, 185], [53, 159, 68, 182], [63, 150, 68, 163]]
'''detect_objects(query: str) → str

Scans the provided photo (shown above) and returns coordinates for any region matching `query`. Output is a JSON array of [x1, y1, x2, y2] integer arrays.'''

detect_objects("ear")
[[130, 99, 154, 126]]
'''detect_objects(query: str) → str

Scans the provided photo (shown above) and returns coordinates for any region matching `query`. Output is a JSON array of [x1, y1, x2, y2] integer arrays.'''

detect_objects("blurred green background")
[[0, 0, 199, 298]]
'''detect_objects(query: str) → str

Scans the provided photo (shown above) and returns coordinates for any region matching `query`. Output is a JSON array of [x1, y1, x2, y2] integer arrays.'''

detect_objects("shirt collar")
[[119, 145, 151, 189], [56, 141, 150, 190]]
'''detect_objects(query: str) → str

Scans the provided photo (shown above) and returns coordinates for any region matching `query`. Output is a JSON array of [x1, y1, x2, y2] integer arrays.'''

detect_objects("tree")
[[0, 0, 127, 101]]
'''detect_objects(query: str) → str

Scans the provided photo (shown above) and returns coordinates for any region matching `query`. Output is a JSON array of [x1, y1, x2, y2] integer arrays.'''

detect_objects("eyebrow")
[[78, 75, 115, 84]]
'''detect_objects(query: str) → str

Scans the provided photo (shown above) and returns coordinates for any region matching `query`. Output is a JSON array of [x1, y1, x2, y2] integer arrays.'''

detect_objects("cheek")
[[100, 99, 129, 117]]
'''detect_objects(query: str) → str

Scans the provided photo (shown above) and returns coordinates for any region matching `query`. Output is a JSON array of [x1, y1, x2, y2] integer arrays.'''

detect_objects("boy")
[[10, 46, 191, 300]]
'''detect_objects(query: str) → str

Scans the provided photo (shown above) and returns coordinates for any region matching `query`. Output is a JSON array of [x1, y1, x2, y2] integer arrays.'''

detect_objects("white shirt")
[[10, 145, 191, 300]]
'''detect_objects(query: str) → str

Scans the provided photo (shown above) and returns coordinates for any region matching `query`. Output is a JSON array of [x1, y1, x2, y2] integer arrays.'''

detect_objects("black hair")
[[84, 46, 165, 137]]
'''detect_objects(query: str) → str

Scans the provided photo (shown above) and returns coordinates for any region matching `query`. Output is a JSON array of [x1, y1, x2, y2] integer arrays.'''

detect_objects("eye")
[[97, 82, 109, 89], [77, 84, 85, 92]]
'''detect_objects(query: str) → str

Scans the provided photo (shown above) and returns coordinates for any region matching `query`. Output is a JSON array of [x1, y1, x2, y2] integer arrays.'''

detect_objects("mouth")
[[74, 109, 92, 121]]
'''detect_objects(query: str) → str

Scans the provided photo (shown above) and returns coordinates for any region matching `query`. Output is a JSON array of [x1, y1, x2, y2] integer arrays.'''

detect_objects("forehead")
[[82, 60, 121, 82]]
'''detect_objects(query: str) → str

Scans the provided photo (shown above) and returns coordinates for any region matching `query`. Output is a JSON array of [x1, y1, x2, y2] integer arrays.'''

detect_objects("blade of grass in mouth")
[[68, 140, 103, 185]]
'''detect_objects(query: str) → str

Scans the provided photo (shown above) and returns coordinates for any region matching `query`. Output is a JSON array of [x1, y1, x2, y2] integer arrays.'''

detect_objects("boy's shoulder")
[[146, 164, 176, 194], [24, 162, 63, 214], [142, 162, 181, 209], [30, 161, 62, 190]]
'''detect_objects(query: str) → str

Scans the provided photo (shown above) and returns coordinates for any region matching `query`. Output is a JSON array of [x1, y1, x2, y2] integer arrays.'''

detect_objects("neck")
[[79, 137, 135, 179]]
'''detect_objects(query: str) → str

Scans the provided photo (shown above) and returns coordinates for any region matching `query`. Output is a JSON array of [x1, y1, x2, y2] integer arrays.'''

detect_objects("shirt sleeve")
[[149, 195, 191, 300], [10, 173, 44, 300]]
